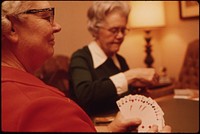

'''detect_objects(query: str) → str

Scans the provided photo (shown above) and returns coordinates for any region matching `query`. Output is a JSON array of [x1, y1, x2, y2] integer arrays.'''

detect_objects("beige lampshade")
[[128, 1, 166, 30]]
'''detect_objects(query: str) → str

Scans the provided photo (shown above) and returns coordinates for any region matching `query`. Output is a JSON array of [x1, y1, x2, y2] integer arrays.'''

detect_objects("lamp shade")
[[128, 1, 166, 30]]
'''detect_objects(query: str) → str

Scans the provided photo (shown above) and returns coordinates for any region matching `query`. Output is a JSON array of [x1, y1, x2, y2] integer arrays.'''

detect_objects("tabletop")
[[94, 94, 199, 133], [157, 97, 199, 133]]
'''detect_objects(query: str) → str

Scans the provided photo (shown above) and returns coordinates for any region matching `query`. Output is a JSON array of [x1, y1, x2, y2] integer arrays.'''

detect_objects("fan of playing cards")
[[116, 94, 165, 132]]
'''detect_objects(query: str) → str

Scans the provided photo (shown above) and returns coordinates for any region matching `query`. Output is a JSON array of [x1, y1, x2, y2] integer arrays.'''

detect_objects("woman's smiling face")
[[11, 1, 61, 72]]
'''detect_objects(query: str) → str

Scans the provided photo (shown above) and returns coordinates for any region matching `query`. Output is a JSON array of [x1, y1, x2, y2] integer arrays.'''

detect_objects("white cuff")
[[109, 73, 128, 95]]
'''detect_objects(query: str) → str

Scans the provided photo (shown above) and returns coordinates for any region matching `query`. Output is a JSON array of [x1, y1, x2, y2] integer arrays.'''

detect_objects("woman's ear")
[[5, 21, 19, 43]]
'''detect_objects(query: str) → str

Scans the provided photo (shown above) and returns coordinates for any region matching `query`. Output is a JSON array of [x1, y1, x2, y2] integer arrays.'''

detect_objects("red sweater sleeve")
[[17, 97, 96, 132]]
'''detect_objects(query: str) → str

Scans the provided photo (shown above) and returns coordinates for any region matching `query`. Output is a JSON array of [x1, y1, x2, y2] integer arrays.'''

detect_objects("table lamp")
[[128, 1, 166, 68]]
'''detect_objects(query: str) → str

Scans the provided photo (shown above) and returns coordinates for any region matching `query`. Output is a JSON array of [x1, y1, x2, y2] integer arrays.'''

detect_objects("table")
[[94, 95, 199, 133], [157, 96, 199, 133], [147, 82, 175, 99]]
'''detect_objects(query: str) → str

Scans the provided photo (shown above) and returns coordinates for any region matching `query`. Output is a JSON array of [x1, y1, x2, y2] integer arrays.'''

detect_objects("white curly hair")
[[1, 1, 34, 35], [87, 1, 130, 38]]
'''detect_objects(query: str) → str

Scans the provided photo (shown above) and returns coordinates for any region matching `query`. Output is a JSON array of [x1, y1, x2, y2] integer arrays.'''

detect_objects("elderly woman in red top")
[[1, 1, 171, 132]]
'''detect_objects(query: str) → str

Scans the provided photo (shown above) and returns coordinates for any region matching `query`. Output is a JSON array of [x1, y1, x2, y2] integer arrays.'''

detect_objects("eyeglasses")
[[99, 26, 129, 36], [17, 7, 54, 25]]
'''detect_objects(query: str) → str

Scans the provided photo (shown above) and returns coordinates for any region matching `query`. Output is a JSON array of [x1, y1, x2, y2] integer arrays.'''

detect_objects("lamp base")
[[144, 30, 154, 68]]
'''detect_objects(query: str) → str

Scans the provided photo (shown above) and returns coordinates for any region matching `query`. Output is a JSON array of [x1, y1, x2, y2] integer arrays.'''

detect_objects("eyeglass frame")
[[16, 7, 55, 25], [98, 26, 130, 36]]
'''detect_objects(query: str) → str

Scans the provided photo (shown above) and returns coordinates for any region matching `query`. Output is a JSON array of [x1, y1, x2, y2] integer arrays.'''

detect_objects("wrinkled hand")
[[124, 68, 159, 88], [130, 73, 159, 88], [147, 124, 172, 133], [107, 112, 141, 132]]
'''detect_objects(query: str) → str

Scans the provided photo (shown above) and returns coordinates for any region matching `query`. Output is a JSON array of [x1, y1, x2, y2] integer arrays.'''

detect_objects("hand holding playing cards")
[[107, 111, 171, 132], [130, 73, 159, 88], [107, 112, 141, 132], [124, 68, 159, 88], [115, 94, 172, 133]]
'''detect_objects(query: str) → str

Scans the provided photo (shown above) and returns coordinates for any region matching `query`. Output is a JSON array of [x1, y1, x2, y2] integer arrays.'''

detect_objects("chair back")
[[177, 39, 199, 89], [35, 55, 70, 96]]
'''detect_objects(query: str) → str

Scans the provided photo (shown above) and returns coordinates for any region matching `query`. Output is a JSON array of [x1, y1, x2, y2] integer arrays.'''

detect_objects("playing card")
[[131, 68, 155, 80], [138, 100, 163, 132], [116, 94, 165, 132]]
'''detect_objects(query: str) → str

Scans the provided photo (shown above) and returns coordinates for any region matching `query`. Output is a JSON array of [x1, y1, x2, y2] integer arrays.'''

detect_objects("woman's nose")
[[53, 21, 61, 33]]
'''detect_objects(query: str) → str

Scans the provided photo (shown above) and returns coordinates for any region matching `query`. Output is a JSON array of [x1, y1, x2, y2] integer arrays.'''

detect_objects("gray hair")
[[87, 1, 131, 37], [1, 1, 34, 35]]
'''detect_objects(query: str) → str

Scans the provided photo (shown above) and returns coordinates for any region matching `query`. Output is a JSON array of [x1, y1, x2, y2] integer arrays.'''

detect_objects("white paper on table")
[[174, 89, 199, 101]]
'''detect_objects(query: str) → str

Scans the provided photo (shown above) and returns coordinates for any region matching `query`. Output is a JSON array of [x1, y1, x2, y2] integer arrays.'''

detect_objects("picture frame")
[[179, 1, 199, 19]]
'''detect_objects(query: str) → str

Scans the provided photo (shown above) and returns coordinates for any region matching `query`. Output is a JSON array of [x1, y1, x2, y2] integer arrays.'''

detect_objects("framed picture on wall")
[[179, 1, 199, 19]]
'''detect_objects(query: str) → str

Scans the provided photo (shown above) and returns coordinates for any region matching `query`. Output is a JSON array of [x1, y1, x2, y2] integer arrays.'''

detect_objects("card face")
[[116, 94, 165, 132]]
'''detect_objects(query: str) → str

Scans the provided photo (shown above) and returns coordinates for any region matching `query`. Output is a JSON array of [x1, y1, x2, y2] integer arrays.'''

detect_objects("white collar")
[[88, 41, 120, 69]]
